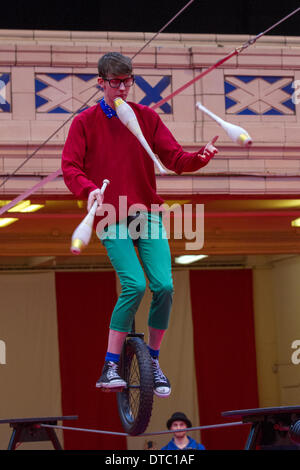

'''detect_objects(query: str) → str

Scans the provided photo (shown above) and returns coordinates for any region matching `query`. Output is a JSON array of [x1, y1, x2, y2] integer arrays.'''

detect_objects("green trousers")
[[98, 212, 174, 332]]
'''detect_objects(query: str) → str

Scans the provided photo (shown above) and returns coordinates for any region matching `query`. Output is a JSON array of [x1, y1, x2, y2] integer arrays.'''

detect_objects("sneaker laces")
[[107, 361, 121, 380], [152, 358, 168, 384]]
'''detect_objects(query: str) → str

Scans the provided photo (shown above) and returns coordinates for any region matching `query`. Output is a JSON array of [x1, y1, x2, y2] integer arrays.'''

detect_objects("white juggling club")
[[196, 101, 252, 147], [114, 97, 167, 174], [70, 179, 110, 255]]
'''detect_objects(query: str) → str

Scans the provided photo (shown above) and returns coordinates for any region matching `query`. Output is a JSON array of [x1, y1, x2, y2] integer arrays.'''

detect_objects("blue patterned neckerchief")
[[99, 97, 117, 119]]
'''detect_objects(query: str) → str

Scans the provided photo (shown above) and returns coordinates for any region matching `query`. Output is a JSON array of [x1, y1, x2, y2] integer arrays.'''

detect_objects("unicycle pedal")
[[100, 386, 126, 393]]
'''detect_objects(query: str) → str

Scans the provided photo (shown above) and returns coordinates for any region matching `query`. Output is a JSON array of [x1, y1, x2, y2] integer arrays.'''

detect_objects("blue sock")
[[148, 346, 159, 359], [105, 352, 120, 363]]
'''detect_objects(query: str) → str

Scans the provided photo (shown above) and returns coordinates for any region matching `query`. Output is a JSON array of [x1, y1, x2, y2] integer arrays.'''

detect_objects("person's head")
[[97, 52, 134, 108], [170, 420, 188, 439], [166, 412, 192, 439]]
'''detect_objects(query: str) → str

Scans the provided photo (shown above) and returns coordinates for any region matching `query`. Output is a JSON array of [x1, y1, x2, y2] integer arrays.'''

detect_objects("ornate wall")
[[0, 30, 300, 196]]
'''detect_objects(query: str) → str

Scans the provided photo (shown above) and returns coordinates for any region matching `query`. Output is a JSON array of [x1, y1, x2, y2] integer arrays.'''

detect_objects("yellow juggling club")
[[196, 101, 252, 148], [70, 179, 110, 255]]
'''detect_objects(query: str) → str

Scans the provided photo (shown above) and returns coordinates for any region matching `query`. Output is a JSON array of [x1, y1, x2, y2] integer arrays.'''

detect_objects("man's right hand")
[[87, 188, 104, 212]]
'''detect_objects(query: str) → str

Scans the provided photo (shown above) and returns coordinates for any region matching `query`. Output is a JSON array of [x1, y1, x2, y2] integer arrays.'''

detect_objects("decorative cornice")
[[0, 30, 300, 69]]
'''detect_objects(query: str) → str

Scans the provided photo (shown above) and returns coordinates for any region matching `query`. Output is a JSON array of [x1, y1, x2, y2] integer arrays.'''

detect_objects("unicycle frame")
[[116, 319, 154, 435], [126, 319, 144, 339]]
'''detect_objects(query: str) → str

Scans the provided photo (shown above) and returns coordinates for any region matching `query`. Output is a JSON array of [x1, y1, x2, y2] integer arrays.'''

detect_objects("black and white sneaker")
[[151, 358, 171, 398], [96, 361, 127, 389]]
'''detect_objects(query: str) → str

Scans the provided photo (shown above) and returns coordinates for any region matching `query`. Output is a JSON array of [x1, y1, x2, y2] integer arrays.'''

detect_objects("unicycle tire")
[[117, 336, 154, 436]]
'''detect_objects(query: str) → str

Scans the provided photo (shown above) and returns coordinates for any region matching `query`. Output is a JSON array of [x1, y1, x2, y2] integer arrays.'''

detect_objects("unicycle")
[[116, 321, 154, 435]]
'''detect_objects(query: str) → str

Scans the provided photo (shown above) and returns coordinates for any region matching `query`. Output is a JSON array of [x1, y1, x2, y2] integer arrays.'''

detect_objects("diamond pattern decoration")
[[224, 75, 296, 115], [134, 75, 172, 114], [0, 73, 11, 112], [35, 73, 101, 113]]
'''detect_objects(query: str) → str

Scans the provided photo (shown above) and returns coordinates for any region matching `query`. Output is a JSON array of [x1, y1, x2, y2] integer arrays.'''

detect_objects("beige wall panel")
[[0, 272, 63, 449]]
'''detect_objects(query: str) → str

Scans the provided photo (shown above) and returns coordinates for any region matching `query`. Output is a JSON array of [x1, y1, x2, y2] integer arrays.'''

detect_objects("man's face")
[[170, 420, 188, 438], [98, 74, 132, 109]]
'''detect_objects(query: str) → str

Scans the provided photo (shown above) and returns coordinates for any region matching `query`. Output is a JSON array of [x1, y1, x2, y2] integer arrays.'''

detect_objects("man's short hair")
[[98, 52, 133, 78]]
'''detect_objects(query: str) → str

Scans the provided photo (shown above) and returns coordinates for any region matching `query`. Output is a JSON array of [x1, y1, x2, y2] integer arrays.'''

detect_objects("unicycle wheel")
[[117, 336, 154, 436]]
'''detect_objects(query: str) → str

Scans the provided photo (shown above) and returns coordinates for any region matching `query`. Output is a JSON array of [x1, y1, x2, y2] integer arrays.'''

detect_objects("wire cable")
[[41, 419, 247, 438]]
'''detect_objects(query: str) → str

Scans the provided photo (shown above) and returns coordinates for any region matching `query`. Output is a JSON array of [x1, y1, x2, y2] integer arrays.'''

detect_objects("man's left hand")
[[198, 135, 219, 161]]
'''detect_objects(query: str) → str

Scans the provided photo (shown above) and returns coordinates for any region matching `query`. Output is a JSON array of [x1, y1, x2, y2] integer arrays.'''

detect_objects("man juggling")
[[62, 52, 218, 397]]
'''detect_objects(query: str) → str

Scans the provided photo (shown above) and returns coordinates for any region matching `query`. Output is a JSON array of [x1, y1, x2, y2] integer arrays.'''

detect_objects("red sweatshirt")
[[62, 102, 210, 222]]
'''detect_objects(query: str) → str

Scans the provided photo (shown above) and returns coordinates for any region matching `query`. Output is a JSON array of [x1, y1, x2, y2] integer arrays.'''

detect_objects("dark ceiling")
[[0, 1, 299, 36]]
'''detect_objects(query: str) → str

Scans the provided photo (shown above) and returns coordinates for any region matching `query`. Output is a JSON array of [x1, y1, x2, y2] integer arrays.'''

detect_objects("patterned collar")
[[99, 97, 117, 119]]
